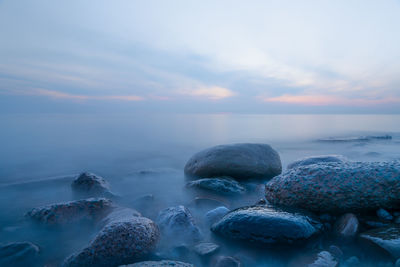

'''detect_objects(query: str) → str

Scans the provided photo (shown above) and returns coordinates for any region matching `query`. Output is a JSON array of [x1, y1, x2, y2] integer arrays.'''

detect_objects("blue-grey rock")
[[184, 143, 282, 180], [26, 198, 113, 225], [157, 206, 202, 244], [211, 206, 322, 244], [265, 161, 400, 213], [287, 155, 346, 169], [212, 256, 241, 267], [359, 225, 400, 258], [0, 242, 40, 267], [189, 197, 228, 210], [289, 250, 338, 267], [395, 258, 400, 267], [377, 208, 393, 221], [193, 242, 220, 256], [63, 216, 159, 267], [120, 260, 194, 267], [205, 206, 230, 225], [99, 207, 141, 226], [186, 177, 245, 195], [334, 213, 359, 238], [72, 172, 111, 196]]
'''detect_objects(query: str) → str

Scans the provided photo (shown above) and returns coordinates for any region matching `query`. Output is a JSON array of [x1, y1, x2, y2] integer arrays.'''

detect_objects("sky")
[[0, 0, 400, 114]]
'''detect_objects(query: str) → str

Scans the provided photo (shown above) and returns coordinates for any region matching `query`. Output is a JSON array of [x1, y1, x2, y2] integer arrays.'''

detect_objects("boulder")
[[205, 206, 230, 225], [184, 143, 282, 180], [99, 207, 141, 226], [212, 256, 241, 267], [265, 161, 400, 213], [377, 208, 393, 221], [193, 242, 220, 257], [359, 225, 400, 258], [63, 216, 159, 267], [26, 198, 113, 225], [334, 213, 359, 239], [287, 155, 346, 169], [120, 260, 194, 267], [289, 250, 338, 267], [156, 206, 202, 244], [186, 177, 245, 196], [0, 242, 40, 266], [211, 206, 322, 244], [71, 172, 111, 196]]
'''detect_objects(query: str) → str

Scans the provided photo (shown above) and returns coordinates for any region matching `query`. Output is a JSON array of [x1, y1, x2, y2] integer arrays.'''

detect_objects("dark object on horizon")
[[317, 135, 392, 142], [184, 143, 282, 181], [265, 161, 400, 213], [287, 155, 346, 169]]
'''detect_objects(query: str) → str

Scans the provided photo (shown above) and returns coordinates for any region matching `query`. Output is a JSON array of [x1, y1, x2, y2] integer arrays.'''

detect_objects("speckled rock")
[[205, 206, 230, 225], [184, 143, 282, 180], [193, 242, 220, 256], [71, 172, 111, 196], [289, 250, 338, 267], [265, 161, 400, 213], [186, 177, 245, 195], [211, 206, 322, 244], [26, 198, 113, 225], [359, 225, 400, 258], [120, 260, 194, 267], [63, 216, 159, 267], [334, 213, 359, 239], [287, 155, 346, 169], [157, 206, 202, 244], [0, 242, 40, 266], [212, 256, 241, 267]]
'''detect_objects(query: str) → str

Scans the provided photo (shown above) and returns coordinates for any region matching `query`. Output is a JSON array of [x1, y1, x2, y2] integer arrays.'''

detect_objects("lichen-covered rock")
[[193, 242, 220, 256], [211, 206, 322, 244], [334, 213, 359, 239], [71, 172, 111, 196], [287, 155, 346, 169], [26, 198, 113, 225], [63, 216, 159, 267], [0, 242, 40, 266], [359, 225, 400, 258], [205, 206, 230, 225], [186, 177, 245, 195], [120, 260, 194, 267], [184, 143, 282, 180], [265, 161, 400, 213], [157, 206, 202, 244]]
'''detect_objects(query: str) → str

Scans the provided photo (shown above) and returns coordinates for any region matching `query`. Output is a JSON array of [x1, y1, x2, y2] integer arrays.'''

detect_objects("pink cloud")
[[30, 89, 144, 101]]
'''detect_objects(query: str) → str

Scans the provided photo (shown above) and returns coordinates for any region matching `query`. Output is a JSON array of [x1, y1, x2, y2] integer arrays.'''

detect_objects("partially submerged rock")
[[26, 198, 113, 225], [64, 216, 160, 267], [186, 177, 245, 196], [189, 197, 228, 210], [377, 208, 393, 222], [0, 242, 40, 266], [289, 250, 338, 267], [184, 143, 282, 180], [157, 205, 202, 244], [205, 206, 230, 225], [71, 172, 111, 197], [193, 242, 220, 256], [120, 260, 194, 267], [265, 161, 400, 213], [211, 206, 322, 245], [359, 225, 400, 258], [99, 207, 141, 226], [212, 256, 241, 267], [287, 155, 346, 169], [334, 213, 359, 239]]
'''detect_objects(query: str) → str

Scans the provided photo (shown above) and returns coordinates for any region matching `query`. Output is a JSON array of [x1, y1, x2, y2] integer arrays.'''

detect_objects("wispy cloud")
[[177, 86, 236, 100]]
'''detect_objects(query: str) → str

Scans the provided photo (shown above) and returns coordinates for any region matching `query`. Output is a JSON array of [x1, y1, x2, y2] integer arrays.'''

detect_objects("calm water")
[[1, 113, 400, 266]]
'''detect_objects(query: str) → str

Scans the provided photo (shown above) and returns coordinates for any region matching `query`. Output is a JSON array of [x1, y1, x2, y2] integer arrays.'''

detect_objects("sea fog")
[[1, 113, 400, 266]]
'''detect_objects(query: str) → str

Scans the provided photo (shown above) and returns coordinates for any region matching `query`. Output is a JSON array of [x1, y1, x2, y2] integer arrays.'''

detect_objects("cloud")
[[177, 86, 236, 100]]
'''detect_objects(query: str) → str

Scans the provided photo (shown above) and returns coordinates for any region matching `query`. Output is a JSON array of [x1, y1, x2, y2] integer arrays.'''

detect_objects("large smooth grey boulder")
[[26, 198, 113, 225], [265, 161, 400, 213], [184, 143, 282, 180], [211, 206, 322, 244], [63, 216, 159, 267], [287, 155, 346, 169]]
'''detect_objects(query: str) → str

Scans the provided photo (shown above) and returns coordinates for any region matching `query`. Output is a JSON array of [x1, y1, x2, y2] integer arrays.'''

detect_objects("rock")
[[343, 256, 360, 267], [265, 161, 400, 213], [99, 207, 141, 226], [132, 194, 154, 209], [289, 250, 338, 267], [157, 206, 202, 244], [193, 242, 220, 256], [211, 206, 322, 245], [26, 198, 113, 225], [189, 197, 228, 210], [287, 155, 346, 169], [120, 260, 194, 267], [334, 213, 359, 239], [359, 226, 400, 258], [184, 143, 282, 180], [63, 216, 159, 267], [205, 206, 229, 225], [71, 172, 111, 196], [0, 242, 40, 266], [212, 256, 241, 267], [186, 177, 245, 196], [377, 208, 393, 221], [256, 199, 267, 205], [328, 245, 343, 260], [395, 258, 400, 267]]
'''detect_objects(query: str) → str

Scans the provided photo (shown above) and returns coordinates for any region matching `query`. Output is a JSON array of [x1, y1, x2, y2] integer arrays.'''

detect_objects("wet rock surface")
[[26, 198, 113, 225], [184, 143, 282, 180], [186, 177, 245, 195], [71, 172, 111, 196], [157, 205, 202, 244], [359, 225, 400, 258], [120, 260, 194, 267], [63, 216, 160, 267], [265, 161, 400, 213], [334, 213, 359, 238], [0, 241, 40, 267], [211, 206, 322, 244], [289, 250, 338, 267], [193, 242, 220, 256], [287, 155, 346, 169], [205, 206, 229, 225]]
